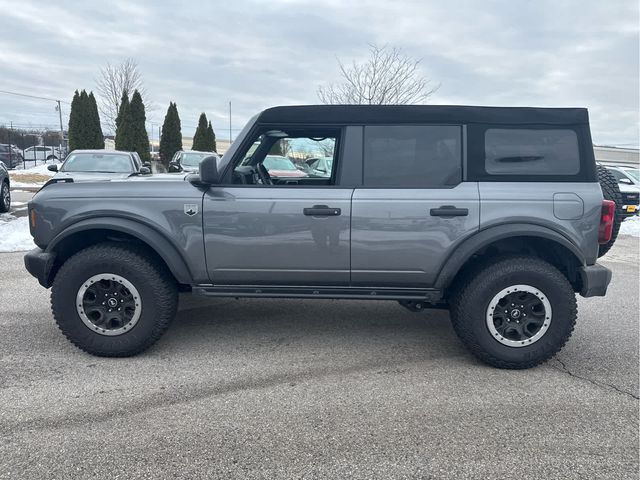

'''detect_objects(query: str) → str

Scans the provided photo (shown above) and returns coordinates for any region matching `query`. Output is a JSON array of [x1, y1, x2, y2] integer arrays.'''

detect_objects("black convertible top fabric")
[[257, 105, 589, 126]]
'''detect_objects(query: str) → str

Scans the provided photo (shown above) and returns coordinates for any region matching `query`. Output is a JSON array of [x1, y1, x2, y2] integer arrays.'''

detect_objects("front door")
[[203, 126, 353, 286]]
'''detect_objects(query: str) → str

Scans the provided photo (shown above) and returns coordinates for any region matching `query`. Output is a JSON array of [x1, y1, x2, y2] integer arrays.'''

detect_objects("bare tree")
[[96, 58, 147, 133], [317, 44, 438, 105]]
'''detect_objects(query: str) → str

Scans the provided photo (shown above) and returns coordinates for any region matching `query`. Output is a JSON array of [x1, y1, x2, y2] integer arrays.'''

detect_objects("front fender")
[[46, 217, 194, 284]]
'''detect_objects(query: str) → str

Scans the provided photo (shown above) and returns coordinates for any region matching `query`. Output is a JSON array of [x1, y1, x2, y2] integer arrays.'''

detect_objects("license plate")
[[627, 205, 638, 213]]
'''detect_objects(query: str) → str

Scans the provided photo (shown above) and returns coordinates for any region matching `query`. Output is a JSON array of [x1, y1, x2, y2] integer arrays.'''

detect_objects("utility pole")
[[229, 101, 232, 143], [56, 100, 64, 154]]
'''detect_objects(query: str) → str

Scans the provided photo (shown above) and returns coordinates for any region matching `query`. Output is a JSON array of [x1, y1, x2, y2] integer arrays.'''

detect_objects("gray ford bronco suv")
[[24, 105, 615, 369]]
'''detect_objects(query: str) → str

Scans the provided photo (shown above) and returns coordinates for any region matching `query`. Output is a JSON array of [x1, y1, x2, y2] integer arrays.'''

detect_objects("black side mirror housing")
[[199, 155, 219, 184], [47, 164, 58, 172], [168, 161, 181, 173], [139, 166, 151, 175]]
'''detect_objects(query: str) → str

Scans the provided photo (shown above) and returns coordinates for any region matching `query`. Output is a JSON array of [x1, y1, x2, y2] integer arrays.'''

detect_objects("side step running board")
[[192, 285, 443, 303]]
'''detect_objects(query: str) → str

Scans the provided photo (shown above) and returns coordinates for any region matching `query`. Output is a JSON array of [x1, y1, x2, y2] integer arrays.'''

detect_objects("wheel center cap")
[[510, 309, 521, 319], [107, 298, 118, 308]]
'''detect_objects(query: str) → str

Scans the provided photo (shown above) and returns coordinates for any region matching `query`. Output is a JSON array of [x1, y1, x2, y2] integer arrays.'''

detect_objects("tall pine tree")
[[192, 113, 209, 151], [68, 89, 104, 150], [115, 91, 130, 151], [67, 90, 81, 151], [88, 92, 104, 149], [206, 121, 217, 152], [160, 102, 182, 164], [128, 90, 150, 162]]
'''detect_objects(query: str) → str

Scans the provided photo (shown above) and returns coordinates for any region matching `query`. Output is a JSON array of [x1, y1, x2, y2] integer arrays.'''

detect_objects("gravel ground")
[[0, 236, 638, 479]]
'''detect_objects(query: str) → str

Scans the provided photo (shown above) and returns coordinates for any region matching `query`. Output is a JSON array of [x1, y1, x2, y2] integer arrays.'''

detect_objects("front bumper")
[[24, 247, 56, 288], [579, 263, 612, 297]]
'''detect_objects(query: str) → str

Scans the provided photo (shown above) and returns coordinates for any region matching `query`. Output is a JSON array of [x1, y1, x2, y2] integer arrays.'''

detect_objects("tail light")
[[598, 200, 615, 244]]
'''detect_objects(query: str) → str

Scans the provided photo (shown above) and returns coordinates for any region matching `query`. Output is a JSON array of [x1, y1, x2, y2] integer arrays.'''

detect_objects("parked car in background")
[[263, 155, 307, 178], [23, 146, 61, 162], [604, 165, 639, 217], [305, 156, 334, 178], [0, 144, 21, 169], [0, 161, 10, 212], [47, 150, 150, 181], [168, 150, 218, 173]]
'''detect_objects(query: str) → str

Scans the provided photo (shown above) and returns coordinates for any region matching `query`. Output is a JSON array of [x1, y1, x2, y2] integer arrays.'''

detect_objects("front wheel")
[[450, 256, 577, 369], [51, 243, 178, 356]]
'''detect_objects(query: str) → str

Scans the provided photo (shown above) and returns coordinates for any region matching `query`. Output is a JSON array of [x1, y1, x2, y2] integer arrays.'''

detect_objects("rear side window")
[[485, 129, 579, 175], [364, 126, 462, 187]]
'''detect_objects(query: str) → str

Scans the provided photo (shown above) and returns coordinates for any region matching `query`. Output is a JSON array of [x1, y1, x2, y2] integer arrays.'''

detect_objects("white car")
[[23, 146, 61, 161]]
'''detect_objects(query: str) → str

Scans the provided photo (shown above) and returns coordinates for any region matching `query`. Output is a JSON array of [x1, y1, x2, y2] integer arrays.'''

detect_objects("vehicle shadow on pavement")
[[156, 295, 470, 364]]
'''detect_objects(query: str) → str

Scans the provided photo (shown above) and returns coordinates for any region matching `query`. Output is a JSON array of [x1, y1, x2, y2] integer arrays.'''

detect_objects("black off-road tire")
[[597, 164, 623, 257], [450, 256, 577, 369], [51, 243, 178, 357], [0, 180, 10, 213]]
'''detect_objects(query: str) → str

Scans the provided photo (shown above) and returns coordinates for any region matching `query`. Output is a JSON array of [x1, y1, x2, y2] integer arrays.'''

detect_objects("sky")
[[0, 0, 638, 146]]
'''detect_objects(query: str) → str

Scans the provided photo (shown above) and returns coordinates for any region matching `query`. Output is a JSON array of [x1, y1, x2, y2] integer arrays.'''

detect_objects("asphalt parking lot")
[[0, 237, 638, 479]]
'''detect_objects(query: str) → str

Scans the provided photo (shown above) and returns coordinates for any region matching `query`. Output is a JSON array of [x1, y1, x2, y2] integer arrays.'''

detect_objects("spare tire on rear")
[[596, 164, 623, 257]]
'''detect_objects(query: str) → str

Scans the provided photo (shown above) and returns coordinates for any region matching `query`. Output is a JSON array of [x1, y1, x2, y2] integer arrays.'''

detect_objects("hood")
[[53, 171, 132, 182]]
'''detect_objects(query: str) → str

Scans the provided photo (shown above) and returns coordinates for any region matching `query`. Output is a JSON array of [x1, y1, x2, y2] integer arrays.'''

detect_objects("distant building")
[[594, 146, 639, 167]]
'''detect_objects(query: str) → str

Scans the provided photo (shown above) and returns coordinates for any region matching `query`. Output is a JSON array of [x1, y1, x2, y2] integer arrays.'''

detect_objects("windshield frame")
[[217, 114, 259, 175]]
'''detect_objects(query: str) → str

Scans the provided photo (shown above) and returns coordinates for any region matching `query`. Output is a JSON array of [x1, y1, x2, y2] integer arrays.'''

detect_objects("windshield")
[[61, 153, 133, 173], [264, 155, 296, 171], [622, 168, 639, 182], [182, 152, 213, 167]]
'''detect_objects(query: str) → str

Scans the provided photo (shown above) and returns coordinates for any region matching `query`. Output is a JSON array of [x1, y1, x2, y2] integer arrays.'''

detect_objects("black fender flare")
[[46, 217, 193, 284], [434, 223, 586, 290]]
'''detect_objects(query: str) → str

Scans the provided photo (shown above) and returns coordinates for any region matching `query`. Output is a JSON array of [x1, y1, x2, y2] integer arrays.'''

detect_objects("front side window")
[[232, 128, 340, 185], [364, 125, 462, 187], [485, 129, 579, 175]]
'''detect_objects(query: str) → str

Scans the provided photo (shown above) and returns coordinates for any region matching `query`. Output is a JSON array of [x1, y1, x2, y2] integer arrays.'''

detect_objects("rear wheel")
[[450, 256, 576, 369], [597, 164, 623, 257], [0, 181, 10, 213], [51, 243, 178, 356]]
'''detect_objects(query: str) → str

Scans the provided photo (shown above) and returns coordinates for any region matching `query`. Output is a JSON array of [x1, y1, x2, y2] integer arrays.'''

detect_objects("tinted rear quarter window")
[[485, 129, 580, 175], [364, 125, 462, 187]]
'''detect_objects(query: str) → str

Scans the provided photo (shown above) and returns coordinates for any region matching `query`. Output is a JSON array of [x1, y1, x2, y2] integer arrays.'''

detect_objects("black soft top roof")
[[257, 105, 589, 126]]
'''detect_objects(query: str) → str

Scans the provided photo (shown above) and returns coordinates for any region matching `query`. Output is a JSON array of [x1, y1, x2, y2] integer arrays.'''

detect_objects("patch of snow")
[[10, 162, 59, 177], [620, 216, 640, 237], [0, 214, 36, 252], [9, 181, 44, 188]]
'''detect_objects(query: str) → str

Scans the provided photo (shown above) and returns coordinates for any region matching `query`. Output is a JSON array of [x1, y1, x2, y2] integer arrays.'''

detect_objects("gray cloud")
[[0, 0, 637, 146]]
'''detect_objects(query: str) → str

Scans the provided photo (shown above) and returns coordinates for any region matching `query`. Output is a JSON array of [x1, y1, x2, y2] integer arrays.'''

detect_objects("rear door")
[[351, 125, 480, 287]]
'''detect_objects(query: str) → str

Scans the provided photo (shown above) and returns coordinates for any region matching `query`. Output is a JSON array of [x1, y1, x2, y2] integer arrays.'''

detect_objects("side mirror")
[[139, 166, 151, 175], [199, 155, 219, 184], [168, 162, 181, 173], [619, 178, 633, 185], [47, 164, 58, 172]]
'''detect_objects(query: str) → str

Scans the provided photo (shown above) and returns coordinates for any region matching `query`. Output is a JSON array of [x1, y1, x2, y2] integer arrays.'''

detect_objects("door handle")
[[430, 205, 469, 217], [303, 205, 341, 216]]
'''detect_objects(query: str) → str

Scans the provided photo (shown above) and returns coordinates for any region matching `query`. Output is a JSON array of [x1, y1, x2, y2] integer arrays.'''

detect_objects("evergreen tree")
[[160, 102, 182, 164], [67, 90, 81, 151], [68, 89, 104, 150], [192, 113, 208, 151], [87, 92, 104, 149], [128, 90, 150, 162], [206, 121, 216, 152], [115, 91, 130, 150]]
